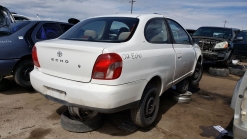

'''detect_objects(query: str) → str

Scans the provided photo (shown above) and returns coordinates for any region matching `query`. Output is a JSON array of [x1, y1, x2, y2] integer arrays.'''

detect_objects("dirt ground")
[[0, 72, 240, 139]]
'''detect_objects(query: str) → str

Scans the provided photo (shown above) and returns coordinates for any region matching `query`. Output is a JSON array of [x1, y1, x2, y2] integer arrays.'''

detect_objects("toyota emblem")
[[57, 51, 62, 57]]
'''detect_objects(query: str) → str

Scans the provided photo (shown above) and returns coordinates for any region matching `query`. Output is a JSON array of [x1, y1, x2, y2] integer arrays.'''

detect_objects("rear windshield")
[[59, 17, 139, 42], [193, 27, 233, 39], [0, 21, 30, 37]]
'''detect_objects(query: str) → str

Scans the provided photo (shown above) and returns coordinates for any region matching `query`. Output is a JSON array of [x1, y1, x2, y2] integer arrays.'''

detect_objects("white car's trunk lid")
[[36, 40, 105, 82]]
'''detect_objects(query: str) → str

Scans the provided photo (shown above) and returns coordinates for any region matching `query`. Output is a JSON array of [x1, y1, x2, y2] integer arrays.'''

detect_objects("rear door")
[[166, 19, 196, 81]]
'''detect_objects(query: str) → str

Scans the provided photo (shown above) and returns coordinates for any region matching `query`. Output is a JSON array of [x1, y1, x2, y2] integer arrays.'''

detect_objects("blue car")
[[0, 5, 73, 87]]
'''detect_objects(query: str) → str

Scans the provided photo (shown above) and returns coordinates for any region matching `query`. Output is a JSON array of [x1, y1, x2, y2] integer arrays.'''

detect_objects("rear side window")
[[36, 23, 62, 40], [167, 19, 190, 44], [144, 18, 169, 43], [59, 23, 73, 32]]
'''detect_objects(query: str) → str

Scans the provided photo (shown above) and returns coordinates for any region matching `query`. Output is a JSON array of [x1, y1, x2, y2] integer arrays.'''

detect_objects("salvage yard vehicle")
[[233, 30, 247, 60], [11, 12, 31, 21], [0, 5, 73, 88], [30, 14, 202, 130], [192, 26, 240, 66], [231, 69, 247, 139]]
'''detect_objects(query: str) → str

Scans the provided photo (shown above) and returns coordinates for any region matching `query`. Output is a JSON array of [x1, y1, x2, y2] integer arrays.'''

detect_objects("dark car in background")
[[0, 5, 73, 87], [192, 26, 240, 66], [186, 29, 196, 37], [11, 12, 31, 21], [233, 30, 247, 60]]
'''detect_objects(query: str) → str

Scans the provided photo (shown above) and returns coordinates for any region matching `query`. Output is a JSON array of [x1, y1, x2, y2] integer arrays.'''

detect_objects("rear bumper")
[[30, 69, 147, 113], [0, 59, 19, 76], [233, 120, 247, 139]]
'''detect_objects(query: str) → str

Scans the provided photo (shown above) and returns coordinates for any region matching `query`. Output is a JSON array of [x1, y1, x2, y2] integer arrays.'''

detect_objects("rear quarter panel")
[[91, 15, 176, 95]]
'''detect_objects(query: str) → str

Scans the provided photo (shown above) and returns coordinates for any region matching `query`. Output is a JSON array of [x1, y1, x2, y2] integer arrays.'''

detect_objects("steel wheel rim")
[[183, 81, 189, 92], [21, 66, 33, 81], [144, 93, 156, 120], [68, 107, 98, 120]]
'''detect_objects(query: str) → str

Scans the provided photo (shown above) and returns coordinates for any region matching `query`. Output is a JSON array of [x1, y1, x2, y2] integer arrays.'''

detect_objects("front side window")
[[167, 19, 190, 44], [144, 18, 169, 43], [36, 23, 62, 40], [236, 31, 247, 42], [59, 17, 139, 43]]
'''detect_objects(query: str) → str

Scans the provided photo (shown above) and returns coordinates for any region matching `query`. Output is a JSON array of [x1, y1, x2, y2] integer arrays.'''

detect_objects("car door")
[[142, 18, 176, 90], [233, 31, 247, 56], [166, 19, 196, 82], [31, 22, 63, 43]]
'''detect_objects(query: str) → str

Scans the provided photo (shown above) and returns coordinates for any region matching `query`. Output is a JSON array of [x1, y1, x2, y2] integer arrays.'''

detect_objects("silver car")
[[231, 70, 247, 139]]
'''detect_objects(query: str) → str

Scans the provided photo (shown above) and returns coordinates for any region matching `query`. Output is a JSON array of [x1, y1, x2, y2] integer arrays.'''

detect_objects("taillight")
[[92, 53, 122, 80], [32, 46, 40, 67]]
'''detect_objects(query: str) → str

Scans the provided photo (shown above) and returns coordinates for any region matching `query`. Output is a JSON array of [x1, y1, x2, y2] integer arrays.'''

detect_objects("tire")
[[13, 60, 34, 87], [229, 67, 245, 77], [190, 62, 203, 87], [176, 79, 189, 94], [0, 78, 10, 92], [209, 67, 229, 77], [60, 110, 102, 133], [131, 85, 160, 127]]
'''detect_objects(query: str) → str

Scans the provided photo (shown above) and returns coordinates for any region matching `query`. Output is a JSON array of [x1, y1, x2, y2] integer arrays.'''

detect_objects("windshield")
[[193, 27, 233, 39], [59, 17, 139, 42], [236, 31, 247, 42]]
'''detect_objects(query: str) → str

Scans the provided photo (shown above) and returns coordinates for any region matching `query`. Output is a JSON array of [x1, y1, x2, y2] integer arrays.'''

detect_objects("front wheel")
[[13, 60, 34, 87], [131, 85, 160, 127], [190, 62, 203, 87]]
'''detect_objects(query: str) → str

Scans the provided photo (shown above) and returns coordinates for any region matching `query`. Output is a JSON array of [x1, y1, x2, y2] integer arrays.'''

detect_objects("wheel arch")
[[141, 75, 162, 99], [198, 55, 202, 64], [12, 55, 32, 73]]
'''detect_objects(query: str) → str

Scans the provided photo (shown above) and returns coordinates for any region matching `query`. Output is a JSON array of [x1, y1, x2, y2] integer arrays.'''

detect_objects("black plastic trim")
[[37, 90, 140, 113]]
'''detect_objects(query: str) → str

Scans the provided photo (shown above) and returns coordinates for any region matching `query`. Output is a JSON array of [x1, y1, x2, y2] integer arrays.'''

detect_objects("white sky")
[[1, 0, 247, 30]]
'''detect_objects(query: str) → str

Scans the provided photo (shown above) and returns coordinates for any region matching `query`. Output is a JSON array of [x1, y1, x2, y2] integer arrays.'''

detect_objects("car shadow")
[[54, 88, 194, 136], [96, 89, 179, 136], [0, 77, 36, 95]]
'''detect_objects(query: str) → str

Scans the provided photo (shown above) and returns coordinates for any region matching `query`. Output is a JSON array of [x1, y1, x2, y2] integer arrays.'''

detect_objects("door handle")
[[177, 53, 182, 59]]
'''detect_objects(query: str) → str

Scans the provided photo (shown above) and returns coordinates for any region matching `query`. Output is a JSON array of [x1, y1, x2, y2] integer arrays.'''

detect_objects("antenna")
[[223, 20, 227, 27], [129, 0, 136, 14], [36, 14, 41, 20]]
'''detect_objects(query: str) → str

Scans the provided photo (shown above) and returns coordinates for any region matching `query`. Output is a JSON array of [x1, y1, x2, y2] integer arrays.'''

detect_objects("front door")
[[166, 19, 196, 82]]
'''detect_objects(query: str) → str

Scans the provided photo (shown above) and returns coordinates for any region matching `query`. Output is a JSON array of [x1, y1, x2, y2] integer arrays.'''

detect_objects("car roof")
[[198, 26, 240, 31], [12, 14, 31, 19], [87, 13, 165, 19]]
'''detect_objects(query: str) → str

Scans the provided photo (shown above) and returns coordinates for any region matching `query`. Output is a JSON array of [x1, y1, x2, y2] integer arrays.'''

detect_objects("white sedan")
[[30, 14, 202, 128]]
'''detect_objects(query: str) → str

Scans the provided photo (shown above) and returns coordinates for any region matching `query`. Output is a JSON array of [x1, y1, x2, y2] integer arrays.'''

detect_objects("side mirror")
[[68, 18, 80, 24], [235, 37, 243, 41]]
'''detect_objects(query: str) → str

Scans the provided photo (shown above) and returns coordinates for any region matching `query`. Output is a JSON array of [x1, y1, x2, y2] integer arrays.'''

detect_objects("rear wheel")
[[176, 79, 189, 94], [13, 60, 33, 87], [131, 85, 160, 127]]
